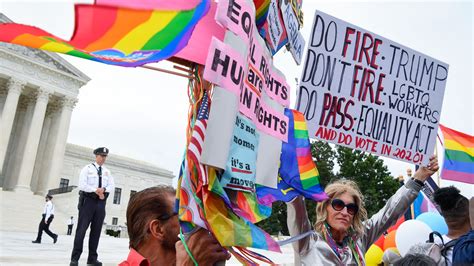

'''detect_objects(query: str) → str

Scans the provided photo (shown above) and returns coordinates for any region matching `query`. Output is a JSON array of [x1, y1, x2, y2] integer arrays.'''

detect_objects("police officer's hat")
[[93, 147, 109, 156], [45, 194, 53, 199]]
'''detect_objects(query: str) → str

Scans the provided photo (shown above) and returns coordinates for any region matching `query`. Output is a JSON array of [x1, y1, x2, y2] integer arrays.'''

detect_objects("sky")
[[1, 0, 472, 197]]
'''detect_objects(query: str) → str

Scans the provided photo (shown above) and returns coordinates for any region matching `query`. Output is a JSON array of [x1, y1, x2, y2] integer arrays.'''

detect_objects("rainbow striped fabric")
[[253, 0, 270, 28], [0, 0, 209, 67], [412, 191, 438, 218], [257, 109, 328, 205], [203, 168, 280, 252], [440, 124, 474, 184]]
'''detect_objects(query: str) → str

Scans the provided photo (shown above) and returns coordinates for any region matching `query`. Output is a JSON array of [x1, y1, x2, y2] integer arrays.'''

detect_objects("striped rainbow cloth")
[[440, 124, 474, 184], [253, 0, 270, 28], [412, 191, 439, 218], [203, 168, 280, 252], [257, 109, 328, 205], [0, 0, 209, 67]]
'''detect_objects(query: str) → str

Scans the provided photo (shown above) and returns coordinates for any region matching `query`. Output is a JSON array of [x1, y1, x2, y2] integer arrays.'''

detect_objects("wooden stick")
[[173, 64, 193, 74], [140, 65, 195, 80]]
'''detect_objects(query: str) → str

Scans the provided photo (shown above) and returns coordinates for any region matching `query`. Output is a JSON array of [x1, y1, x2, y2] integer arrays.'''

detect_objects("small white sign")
[[266, 0, 284, 50], [281, 0, 305, 65]]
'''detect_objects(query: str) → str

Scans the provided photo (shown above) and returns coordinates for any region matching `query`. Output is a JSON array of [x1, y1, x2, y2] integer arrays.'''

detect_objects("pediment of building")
[[0, 13, 90, 84]]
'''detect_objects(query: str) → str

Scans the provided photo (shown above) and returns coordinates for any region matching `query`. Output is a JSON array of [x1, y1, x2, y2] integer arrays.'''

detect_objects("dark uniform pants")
[[35, 214, 56, 242], [67, 224, 73, 235], [71, 195, 106, 262]]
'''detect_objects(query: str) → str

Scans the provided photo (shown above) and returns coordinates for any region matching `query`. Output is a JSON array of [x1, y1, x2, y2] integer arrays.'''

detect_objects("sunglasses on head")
[[157, 212, 178, 221], [331, 198, 359, 215]]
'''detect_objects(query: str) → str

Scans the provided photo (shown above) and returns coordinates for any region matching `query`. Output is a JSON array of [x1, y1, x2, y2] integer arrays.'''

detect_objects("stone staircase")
[[0, 190, 75, 235]]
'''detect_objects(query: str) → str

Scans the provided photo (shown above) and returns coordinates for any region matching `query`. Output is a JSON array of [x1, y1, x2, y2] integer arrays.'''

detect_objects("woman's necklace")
[[322, 222, 365, 266]]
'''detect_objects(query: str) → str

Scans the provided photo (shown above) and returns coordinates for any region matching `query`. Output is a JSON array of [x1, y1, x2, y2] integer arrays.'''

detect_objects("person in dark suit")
[[70, 147, 114, 266]]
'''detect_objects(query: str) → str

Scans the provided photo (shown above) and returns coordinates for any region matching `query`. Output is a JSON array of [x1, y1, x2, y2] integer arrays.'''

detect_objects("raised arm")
[[361, 156, 439, 250], [286, 196, 312, 254]]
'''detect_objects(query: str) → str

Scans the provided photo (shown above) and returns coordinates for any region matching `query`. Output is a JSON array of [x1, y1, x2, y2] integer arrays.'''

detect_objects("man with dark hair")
[[451, 197, 474, 265], [120, 185, 231, 265], [433, 186, 471, 266], [32, 194, 58, 244], [70, 147, 114, 266]]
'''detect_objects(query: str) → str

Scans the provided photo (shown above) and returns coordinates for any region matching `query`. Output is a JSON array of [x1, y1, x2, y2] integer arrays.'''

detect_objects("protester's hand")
[[176, 229, 231, 266], [95, 188, 105, 194], [414, 155, 439, 182]]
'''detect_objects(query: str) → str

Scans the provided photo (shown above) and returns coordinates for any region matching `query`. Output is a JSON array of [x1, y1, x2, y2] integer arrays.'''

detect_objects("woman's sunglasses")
[[331, 198, 359, 215]]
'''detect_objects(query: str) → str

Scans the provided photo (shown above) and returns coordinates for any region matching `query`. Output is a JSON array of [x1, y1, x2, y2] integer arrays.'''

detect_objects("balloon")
[[416, 212, 448, 235], [395, 220, 432, 256], [383, 231, 397, 250], [388, 217, 405, 233], [365, 244, 384, 266], [382, 247, 401, 265], [373, 235, 385, 250]]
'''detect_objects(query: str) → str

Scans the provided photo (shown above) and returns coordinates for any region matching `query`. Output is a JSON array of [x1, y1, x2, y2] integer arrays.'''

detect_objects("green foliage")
[[257, 142, 399, 235], [256, 201, 288, 235], [335, 146, 399, 217]]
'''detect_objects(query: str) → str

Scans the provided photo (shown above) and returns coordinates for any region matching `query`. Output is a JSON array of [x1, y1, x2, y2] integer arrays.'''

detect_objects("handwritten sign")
[[204, 0, 291, 142], [266, 0, 284, 50], [297, 11, 448, 165], [281, 0, 305, 65], [221, 114, 259, 192]]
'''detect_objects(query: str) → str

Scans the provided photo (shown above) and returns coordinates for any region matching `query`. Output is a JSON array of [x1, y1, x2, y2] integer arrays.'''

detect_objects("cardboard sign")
[[281, 0, 305, 65], [221, 114, 259, 192], [297, 11, 448, 165], [266, 0, 284, 50]]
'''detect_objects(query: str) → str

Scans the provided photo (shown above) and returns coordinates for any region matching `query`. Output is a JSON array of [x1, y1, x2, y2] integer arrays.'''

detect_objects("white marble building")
[[0, 13, 174, 232]]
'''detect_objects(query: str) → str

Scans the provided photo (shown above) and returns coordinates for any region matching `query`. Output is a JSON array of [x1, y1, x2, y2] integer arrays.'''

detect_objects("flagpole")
[[140, 65, 195, 80], [435, 137, 441, 187]]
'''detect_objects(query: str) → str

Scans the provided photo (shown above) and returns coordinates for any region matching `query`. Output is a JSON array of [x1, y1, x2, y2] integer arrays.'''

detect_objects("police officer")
[[32, 194, 58, 244], [70, 147, 114, 266]]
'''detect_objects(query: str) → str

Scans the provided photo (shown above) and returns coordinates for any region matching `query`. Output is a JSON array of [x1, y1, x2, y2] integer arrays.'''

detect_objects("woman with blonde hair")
[[287, 156, 439, 265]]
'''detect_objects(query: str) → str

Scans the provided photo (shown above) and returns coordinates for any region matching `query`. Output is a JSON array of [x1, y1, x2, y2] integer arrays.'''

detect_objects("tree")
[[257, 141, 338, 235], [335, 146, 399, 217]]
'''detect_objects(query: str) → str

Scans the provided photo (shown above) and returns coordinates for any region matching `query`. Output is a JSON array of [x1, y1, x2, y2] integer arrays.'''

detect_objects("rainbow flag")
[[440, 124, 474, 184], [231, 190, 271, 224], [203, 168, 280, 252], [253, 0, 270, 28], [257, 109, 328, 205], [0, 0, 209, 67]]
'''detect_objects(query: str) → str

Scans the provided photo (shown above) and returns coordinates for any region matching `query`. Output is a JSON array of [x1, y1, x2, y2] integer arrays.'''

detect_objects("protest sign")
[[175, 2, 226, 65], [297, 11, 448, 165], [202, 0, 291, 189], [205, 0, 290, 142], [281, 0, 305, 65], [266, 0, 284, 51], [221, 114, 259, 192]]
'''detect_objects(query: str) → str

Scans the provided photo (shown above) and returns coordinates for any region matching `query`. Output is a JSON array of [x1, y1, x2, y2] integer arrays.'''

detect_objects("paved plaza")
[[0, 230, 294, 265]]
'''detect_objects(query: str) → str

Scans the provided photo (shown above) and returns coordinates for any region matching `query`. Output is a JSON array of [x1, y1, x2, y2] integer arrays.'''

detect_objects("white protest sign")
[[297, 11, 448, 165], [281, 0, 305, 65], [266, 0, 284, 50]]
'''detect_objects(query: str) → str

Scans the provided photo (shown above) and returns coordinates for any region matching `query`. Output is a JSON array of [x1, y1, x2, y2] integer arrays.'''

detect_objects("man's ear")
[[149, 219, 165, 241]]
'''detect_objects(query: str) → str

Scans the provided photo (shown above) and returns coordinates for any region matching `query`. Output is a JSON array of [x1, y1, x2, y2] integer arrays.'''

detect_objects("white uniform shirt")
[[78, 162, 114, 193], [43, 201, 55, 221], [67, 218, 74, 225]]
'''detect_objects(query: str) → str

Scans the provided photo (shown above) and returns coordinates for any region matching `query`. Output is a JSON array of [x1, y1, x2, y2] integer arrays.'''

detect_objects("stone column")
[[37, 96, 77, 195], [2, 97, 33, 190], [0, 89, 7, 117], [31, 101, 60, 193], [0, 79, 25, 173], [13, 88, 50, 192]]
